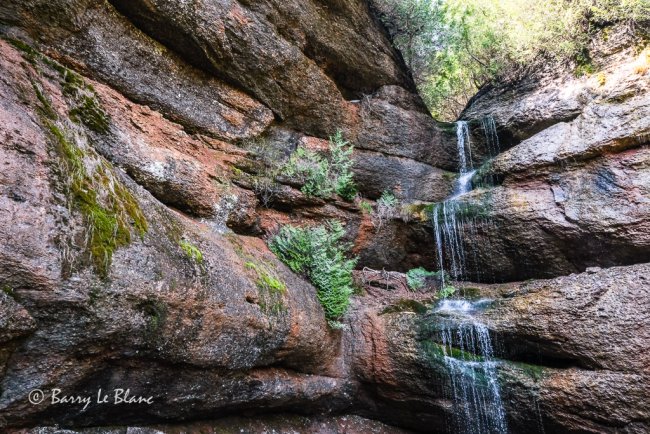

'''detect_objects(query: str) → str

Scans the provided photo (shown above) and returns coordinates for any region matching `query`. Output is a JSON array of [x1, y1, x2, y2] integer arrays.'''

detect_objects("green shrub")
[[378, 190, 398, 207], [372, 190, 400, 229], [283, 147, 333, 198], [439, 285, 457, 299], [406, 267, 439, 290], [358, 200, 373, 214], [329, 131, 358, 201], [269, 221, 357, 323], [282, 131, 357, 201]]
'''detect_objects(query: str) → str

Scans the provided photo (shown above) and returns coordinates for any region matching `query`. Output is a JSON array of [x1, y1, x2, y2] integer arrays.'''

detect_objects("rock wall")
[[0, 1, 649, 433]]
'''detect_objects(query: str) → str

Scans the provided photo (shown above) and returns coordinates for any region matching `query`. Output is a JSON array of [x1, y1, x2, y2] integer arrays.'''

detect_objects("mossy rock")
[[381, 299, 429, 315], [46, 121, 147, 278]]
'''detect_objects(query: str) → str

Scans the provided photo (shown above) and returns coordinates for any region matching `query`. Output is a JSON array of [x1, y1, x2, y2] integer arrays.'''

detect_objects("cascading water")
[[432, 122, 479, 284], [430, 119, 507, 433], [481, 115, 500, 158], [456, 120, 473, 174], [433, 118, 500, 284], [435, 299, 508, 434]]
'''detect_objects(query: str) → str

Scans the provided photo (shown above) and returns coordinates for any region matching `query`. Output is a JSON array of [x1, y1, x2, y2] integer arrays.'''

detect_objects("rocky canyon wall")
[[0, 1, 648, 433]]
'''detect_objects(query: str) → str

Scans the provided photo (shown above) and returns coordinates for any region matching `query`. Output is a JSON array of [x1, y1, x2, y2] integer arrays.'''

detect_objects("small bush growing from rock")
[[406, 267, 439, 290], [358, 200, 373, 214], [269, 221, 357, 324], [329, 131, 358, 201], [372, 190, 400, 229], [282, 131, 357, 201], [439, 285, 457, 299]]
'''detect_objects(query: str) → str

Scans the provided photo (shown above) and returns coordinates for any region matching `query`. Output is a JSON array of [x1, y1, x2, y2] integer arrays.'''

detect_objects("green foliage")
[[381, 299, 429, 315], [47, 121, 147, 277], [179, 239, 203, 263], [439, 285, 457, 299], [284, 146, 333, 197], [372, 190, 400, 229], [282, 131, 357, 201], [406, 267, 439, 290], [269, 221, 357, 322], [2, 286, 15, 299], [378, 190, 398, 208], [329, 131, 358, 201], [358, 200, 373, 214], [374, 0, 650, 120]]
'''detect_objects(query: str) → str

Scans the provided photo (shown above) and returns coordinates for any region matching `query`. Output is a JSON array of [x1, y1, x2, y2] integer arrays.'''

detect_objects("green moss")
[[69, 95, 110, 133], [402, 202, 433, 222], [179, 239, 203, 263], [437, 121, 458, 134], [430, 200, 490, 222], [46, 121, 147, 277], [245, 261, 287, 315], [458, 286, 482, 298], [15, 39, 112, 134], [421, 340, 485, 363], [139, 299, 168, 333], [2, 286, 15, 299], [381, 299, 429, 315], [442, 170, 459, 181], [31, 81, 57, 120], [509, 361, 546, 382], [6, 37, 39, 63], [574, 48, 596, 77]]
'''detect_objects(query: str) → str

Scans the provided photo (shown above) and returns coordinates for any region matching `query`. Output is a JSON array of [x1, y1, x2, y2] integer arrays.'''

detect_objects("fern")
[[281, 130, 357, 201], [269, 221, 357, 322], [406, 267, 439, 290]]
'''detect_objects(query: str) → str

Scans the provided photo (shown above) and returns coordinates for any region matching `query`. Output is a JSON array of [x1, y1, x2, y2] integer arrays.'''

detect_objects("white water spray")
[[435, 299, 508, 434]]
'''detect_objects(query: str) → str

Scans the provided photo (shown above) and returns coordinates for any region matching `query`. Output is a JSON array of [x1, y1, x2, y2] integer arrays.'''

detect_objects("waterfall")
[[432, 121, 480, 284], [456, 120, 473, 174], [433, 118, 500, 283], [480, 116, 500, 158], [435, 299, 508, 434]]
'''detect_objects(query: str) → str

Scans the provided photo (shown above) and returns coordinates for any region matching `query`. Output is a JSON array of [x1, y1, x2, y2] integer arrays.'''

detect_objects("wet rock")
[[453, 146, 650, 281], [347, 263, 650, 433]]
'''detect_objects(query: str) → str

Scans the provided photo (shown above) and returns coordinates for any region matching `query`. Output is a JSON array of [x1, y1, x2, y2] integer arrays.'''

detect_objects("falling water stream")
[[432, 121, 479, 284], [431, 119, 508, 434], [435, 299, 508, 434]]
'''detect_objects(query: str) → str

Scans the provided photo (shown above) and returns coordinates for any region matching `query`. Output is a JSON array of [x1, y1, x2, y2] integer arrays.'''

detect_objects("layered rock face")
[[349, 264, 650, 434], [0, 1, 649, 433], [431, 26, 650, 281]]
